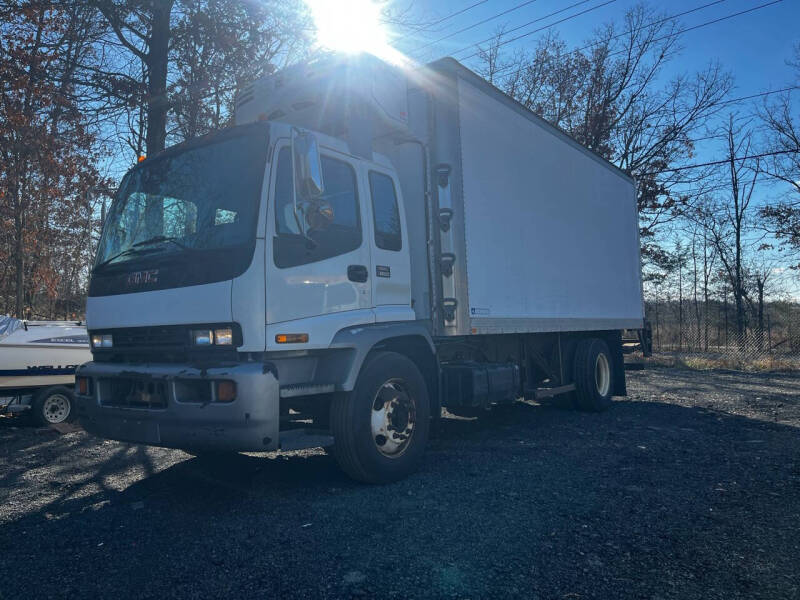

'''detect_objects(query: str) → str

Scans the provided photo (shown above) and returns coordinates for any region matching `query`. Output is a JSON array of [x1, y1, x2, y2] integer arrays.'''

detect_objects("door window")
[[368, 171, 402, 251], [273, 146, 362, 268]]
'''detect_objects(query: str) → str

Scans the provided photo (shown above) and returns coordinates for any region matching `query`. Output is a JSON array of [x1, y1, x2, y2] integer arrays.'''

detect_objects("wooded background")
[[1, 0, 799, 360]]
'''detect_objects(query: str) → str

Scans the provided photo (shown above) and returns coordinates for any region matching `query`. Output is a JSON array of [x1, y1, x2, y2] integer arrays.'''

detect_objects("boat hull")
[[0, 324, 91, 392]]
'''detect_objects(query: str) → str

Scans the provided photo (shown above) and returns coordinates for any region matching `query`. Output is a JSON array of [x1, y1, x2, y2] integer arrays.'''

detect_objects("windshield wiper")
[[93, 237, 195, 272], [132, 235, 194, 251], [93, 246, 161, 272]]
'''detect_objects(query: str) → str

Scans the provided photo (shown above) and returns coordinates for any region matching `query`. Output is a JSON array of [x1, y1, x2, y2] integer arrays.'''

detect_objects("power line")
[[605, 0, 784, 60], [448, 0, 597, 59], [714, 85, 800, 108], [457, 0, 619, 63], [641, 149, 799, 176], [670, 87, 799, 143], [395, 0, 490, 43], [481, 0, 781, 78], [411, 0, 543, 57], [535, 0, 728, 64]]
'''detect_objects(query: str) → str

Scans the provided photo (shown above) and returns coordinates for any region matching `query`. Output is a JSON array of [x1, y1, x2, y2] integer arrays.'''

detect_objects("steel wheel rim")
[[595, 353, 610, 397], [371, 379, 416, 458], [42, 394, 70, 424]]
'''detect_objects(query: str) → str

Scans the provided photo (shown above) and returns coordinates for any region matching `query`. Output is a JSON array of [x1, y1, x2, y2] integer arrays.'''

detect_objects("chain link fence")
[[644, 300, 800, 369]]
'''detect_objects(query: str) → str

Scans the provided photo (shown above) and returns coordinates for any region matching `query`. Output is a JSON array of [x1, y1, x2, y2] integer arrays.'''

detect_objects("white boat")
[[0, 316, 92, 424]]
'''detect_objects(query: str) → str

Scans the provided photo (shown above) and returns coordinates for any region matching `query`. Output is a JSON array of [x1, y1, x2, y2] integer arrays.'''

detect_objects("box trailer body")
[[380, 59, 642, 336], [76, 54, 643, 482]]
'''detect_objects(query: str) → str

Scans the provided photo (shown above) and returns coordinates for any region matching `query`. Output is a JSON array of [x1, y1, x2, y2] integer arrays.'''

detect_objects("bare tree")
[[87, 0, 311, 156], [702, 114, 761, 339], [0, 0, 105, 317], [759, 43, 800, 264]]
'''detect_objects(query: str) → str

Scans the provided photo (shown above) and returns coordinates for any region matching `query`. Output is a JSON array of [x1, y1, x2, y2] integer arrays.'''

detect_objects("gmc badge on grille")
[[126, 269, 159, 287]]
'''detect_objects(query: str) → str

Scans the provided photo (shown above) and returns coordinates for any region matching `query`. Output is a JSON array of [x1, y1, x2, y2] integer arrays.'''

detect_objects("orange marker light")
[[275, 333, 309, 344], [137, 155, 146, 163], [216, 380, 236, 402], [77, 376, 89, 395]]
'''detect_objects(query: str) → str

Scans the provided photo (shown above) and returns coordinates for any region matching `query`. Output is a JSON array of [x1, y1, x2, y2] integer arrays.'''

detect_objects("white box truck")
[[75, 54, 643, 482]]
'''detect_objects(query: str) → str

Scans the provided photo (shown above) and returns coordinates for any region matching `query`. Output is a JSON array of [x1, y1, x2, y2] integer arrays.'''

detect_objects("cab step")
[[279, 383, 335, 399]]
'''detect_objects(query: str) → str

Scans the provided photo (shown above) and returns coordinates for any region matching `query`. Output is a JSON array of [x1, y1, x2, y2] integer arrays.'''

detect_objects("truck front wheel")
[[573, 338, 614, 412], [331, 351, 430, 483]]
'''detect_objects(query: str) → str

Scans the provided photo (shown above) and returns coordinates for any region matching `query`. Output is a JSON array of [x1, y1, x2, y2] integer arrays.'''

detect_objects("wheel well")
[[367, 335, 440, 418], [528, 331, 626, 396]]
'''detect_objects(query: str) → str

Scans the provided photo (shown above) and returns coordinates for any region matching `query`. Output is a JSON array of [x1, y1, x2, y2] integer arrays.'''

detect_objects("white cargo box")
[[235, 54, 409, 141], [384, 59, 644, 336]]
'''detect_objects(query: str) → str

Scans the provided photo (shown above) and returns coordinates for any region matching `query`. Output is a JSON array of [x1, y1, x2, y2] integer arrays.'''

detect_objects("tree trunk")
[[144, 0, 174, 155], [14, 215, 24, 318], [757, 280, 765, 349], [678, 260, 683, 352], [703, 234, 710, 351]]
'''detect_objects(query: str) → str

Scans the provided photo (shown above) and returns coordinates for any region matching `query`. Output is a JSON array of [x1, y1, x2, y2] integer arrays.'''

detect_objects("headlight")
[[191, 329, 214, 345], [214, 328, 233, 345], [91, 333, 113, 348]]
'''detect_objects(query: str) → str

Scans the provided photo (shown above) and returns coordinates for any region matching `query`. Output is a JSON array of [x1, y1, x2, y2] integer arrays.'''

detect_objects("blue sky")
[[391, 0, 797, 96], [389, 0, 798, 168], [385, 0, 799, 292]]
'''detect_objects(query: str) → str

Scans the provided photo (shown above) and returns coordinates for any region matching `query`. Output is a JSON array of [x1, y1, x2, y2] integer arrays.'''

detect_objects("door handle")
[[347, 264, 368, 283]]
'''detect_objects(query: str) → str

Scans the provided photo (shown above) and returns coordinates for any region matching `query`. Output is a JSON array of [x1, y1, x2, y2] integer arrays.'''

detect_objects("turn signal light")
[[216, 380, 236, 402], [275, 333, 309, 344], [76, 376, 90, 395]]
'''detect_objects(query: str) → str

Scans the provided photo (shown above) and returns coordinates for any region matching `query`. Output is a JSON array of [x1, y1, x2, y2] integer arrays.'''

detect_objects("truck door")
[[365, 168, 412, 318], [266, 142, 372, 331]]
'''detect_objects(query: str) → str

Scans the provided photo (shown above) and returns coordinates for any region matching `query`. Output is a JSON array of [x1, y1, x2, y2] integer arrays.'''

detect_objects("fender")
[[328, 320, 436, 391]]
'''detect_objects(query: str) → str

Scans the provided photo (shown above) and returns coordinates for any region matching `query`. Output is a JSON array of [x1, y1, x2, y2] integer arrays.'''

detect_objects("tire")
[[572, 338, 614, 412], [31, 386, 75, 426], [330, 351, 430, 483]]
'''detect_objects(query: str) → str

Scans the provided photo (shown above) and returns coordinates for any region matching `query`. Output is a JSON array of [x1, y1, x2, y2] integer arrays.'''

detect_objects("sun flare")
[[305, 0, 403, 63]]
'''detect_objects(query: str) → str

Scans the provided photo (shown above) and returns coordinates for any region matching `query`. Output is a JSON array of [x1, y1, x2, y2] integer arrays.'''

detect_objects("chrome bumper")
[[74, 361, 279, 452]]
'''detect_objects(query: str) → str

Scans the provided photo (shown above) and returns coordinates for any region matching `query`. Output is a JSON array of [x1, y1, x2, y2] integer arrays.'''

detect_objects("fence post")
[[767, 313, 772, 354]]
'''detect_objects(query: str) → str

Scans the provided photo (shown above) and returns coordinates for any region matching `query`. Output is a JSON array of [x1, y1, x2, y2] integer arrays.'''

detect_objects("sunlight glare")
[[306, 0, 393, 59]]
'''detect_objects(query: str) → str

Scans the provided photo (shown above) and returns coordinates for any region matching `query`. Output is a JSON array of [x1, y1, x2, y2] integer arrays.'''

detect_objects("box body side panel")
[[456, 77, 644, 333]]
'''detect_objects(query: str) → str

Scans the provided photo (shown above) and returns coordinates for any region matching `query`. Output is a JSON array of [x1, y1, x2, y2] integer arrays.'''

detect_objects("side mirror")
[[293, 131, 324, 199]]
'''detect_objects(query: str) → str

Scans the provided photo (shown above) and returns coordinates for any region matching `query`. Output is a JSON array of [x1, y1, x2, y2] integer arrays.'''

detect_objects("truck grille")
[[100, 378, 168, 409], [90, 324, 241, 364], [111, 325, 188, 350]]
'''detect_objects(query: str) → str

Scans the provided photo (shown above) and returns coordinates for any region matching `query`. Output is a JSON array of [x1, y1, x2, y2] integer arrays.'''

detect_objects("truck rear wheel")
[[31, 386, 75, 426], [573, 338, 614, 412], [330, 351, 430, 483]]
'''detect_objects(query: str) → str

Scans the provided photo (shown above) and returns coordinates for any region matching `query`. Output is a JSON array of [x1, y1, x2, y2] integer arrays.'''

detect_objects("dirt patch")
[[1, 366, 798, 599]]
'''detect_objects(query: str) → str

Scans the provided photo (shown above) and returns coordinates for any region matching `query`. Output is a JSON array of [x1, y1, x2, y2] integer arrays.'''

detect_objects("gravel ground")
[[1, 366, 799, 599]]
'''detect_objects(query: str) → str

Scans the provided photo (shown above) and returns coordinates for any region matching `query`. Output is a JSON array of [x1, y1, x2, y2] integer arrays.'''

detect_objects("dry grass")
[[642, 352, 800, 373]]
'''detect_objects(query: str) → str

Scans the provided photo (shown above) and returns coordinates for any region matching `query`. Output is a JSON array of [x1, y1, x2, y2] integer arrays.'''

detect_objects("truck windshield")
[[95, 127, 267, 270]]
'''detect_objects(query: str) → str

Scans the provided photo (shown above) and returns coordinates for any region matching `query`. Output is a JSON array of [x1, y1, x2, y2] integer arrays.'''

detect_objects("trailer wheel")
[[573, 338, 614, 412], [330, 351, 430, 483], [31, 386, 75, 426]]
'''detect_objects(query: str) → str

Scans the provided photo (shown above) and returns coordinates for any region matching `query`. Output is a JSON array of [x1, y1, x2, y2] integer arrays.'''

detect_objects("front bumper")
[[74, 361, 279, 452]]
